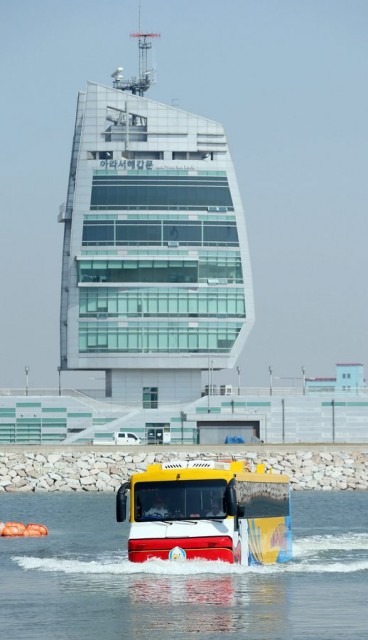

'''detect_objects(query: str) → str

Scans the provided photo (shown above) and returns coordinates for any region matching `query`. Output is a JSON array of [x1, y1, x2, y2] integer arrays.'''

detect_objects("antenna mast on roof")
[[111, 32, 160, 96]]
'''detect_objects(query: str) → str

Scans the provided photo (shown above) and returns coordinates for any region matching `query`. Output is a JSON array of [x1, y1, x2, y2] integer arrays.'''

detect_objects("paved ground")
[[1, 443, 368, 454]]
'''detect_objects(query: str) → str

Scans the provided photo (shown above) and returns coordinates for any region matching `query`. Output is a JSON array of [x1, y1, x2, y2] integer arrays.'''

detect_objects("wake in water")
[[14, 555, 252, 575], [293, 532, 368, 556], [12, 532, 368, 576], [12, 555, 368, 576]]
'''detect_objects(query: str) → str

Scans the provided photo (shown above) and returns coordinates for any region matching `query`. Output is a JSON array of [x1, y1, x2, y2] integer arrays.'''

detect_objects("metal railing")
[[1, 386, 367, 402]]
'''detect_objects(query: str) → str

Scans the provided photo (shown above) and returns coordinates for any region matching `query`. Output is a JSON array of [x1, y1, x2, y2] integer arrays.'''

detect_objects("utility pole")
[[268, 365, 273, 396]]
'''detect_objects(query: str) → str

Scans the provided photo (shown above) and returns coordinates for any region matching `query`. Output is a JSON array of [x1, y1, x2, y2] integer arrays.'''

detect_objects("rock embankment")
[[0, 449, 367, 492]]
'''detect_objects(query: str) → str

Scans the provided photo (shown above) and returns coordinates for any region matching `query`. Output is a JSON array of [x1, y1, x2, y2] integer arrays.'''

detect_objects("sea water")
[[1, 490, 367, 640]]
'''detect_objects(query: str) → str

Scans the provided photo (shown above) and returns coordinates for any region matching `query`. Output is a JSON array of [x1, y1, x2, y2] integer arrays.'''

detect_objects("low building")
[[1, 382, 368, 445], [306, 363, 365, 393]]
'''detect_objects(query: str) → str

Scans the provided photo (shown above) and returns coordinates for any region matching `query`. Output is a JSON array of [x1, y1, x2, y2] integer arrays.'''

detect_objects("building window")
[[143, 387, 158, 409], [82, 219, 238, 247], [90, 174, 233, 211], [78, 255, 243, 285], [79, 287, 245, 320], [78, 259, 198, 284], [79, 322, 242, 354]]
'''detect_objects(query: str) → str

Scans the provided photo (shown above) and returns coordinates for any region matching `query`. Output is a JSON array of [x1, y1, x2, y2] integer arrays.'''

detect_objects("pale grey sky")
[[0, 0, 367, 390]]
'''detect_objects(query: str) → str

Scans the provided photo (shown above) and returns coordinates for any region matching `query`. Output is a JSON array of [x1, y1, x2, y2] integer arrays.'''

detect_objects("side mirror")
[[225, 478, 237, 516], [237, 504, 245, 518], [116, 482, 130, 522]]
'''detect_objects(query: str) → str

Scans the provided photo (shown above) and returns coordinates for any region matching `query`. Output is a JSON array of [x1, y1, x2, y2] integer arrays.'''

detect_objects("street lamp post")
[[207, 356, 211, 413], [210, 359, 214, 396], [236, 366, 241, 395], [268, 366, 273, 396], [57, 366, 62, 396], [25, 365, 30, 396], [180, 411, 186, 444]]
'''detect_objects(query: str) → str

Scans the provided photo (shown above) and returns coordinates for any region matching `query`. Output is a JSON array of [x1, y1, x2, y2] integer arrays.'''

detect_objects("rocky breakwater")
[[267, 450, 368, 491], [0, 450, 154, 493], [0, 448, 367, 492]]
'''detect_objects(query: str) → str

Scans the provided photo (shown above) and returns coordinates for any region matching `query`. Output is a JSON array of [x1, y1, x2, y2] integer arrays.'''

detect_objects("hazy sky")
[[1, 0, 367, 391]]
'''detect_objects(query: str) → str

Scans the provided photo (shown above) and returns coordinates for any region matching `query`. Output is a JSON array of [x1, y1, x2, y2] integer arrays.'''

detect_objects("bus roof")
[[130, 460, 289, 485]]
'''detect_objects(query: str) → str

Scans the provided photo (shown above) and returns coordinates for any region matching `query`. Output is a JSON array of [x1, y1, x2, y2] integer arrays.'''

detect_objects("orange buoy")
[[1, 521, 48, 537], [1, 522, 26, 537], [24, 523, 48, 537]]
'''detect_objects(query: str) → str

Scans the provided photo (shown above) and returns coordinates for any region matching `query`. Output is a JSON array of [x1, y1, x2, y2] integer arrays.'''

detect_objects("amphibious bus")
[[116, 459, 292, 564]]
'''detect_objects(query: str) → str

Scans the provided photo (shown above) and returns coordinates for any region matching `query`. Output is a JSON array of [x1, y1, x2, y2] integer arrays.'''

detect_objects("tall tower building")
[[59, 36, 254, 405]]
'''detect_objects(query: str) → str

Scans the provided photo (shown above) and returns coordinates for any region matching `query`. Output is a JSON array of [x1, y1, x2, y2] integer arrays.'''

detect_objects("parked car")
[[93, 432, 141, 445], [115, 432, 141, 445]]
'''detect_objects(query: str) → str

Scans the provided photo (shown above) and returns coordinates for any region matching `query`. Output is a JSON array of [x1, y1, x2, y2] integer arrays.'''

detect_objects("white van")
[[114, 432, 141, 445], [220, 384, 232, 396]]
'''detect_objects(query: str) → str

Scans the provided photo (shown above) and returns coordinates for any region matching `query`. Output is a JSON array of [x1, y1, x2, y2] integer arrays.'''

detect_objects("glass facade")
[[82, 218, 239, 247], [79, 322, 242, 353], [90, 174, 234, 210], [79, 287, 246, 318], [78, 255, 243, 284]]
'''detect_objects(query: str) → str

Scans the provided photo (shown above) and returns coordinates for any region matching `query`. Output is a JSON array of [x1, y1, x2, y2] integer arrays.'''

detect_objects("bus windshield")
[[134, 479, 227, 521]]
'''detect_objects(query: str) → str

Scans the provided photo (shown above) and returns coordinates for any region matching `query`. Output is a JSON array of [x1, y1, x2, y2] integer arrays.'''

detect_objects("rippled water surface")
[[1, 491, 368, 639]]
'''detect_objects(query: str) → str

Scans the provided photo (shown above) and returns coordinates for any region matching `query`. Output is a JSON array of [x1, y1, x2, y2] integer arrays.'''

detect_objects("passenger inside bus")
[[143, 494, 169, 518], [206, 498, 225, 517]]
